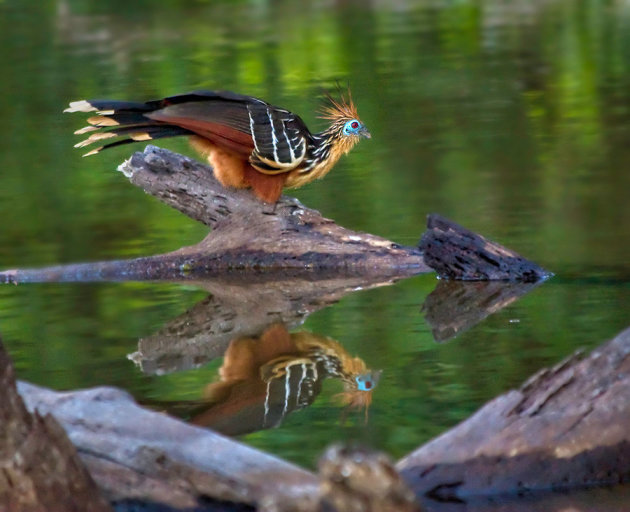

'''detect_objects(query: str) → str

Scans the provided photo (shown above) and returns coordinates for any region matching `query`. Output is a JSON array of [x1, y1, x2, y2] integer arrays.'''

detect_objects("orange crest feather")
[[318, 88, 360, 122]]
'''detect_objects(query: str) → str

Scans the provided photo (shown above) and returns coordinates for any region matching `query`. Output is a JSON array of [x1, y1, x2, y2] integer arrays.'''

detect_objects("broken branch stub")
[[419, 214, 552, 281]]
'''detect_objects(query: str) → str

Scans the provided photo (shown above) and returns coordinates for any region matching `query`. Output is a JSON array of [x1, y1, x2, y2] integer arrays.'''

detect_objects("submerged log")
[[0, 146, 549, 283], [398, 326, 630, 500]]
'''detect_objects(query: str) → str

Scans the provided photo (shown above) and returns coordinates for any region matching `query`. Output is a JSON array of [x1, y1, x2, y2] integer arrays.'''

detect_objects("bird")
[[64, 89, 371, 204]]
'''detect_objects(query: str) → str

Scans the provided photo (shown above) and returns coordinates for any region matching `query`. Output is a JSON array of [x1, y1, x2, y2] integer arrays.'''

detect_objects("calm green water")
[[1, 0, 630, 495]]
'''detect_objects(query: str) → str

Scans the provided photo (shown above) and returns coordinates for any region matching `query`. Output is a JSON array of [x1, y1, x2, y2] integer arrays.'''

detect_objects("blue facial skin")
[[342, 119, 371, 138], [343, 119, 361, 135], [343, 119, 372, 139]]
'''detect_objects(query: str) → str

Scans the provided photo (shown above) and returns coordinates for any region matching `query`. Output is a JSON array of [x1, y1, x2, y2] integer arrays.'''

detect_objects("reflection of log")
[[422, 280, 543, 342], [397, 326, 630, 500], [130, 274, 400, 374], [0, 340, 111, 512], [0, 146, 549, 283]]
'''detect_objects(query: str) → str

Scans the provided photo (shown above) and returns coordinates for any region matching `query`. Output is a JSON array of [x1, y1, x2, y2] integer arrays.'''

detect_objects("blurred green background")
[[1, 0, 630, 470]]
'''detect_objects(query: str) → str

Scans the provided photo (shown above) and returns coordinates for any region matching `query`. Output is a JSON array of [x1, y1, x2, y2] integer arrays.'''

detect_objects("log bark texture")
[[397, 326, 630, 500], [419, 214, 551, 281], [16, 382, 319, 511], [118, 145, 428, 273], [0, 340, 112, 512]]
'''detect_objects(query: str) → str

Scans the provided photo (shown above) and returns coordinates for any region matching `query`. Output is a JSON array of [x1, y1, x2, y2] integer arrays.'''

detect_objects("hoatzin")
[[65, 90, 370, 204]]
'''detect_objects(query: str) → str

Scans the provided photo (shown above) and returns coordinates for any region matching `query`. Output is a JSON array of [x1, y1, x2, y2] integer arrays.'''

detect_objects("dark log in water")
[[0, 146, 549, 283], [398, 326, 630, 500], [0, 340, 112, 512], [420, 214, 551, 281]]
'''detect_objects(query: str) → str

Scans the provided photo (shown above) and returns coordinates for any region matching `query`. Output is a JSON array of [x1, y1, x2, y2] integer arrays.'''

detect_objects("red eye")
[[351, 121, 359, 129]]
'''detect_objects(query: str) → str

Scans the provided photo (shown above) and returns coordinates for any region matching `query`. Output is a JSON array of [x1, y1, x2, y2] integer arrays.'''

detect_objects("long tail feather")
[[66, 99, 193, 156], [80, 127, 191, 156]]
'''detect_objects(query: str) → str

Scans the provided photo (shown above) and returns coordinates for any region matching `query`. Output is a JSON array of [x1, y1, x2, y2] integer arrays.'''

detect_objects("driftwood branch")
[[118, 146, 428, 273], [419, 214, 551, 281], [16, 380, 318, 510]]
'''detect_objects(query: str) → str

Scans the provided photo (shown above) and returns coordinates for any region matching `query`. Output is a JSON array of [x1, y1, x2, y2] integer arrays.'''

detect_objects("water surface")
[[1, 0, 630, 503]]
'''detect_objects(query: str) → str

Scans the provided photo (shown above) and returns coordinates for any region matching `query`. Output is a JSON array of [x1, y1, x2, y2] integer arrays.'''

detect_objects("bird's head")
[[319, 89, 371, 152]]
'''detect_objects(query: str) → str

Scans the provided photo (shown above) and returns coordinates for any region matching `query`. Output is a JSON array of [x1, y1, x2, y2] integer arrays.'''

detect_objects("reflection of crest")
[[192, 324, 380, 435]]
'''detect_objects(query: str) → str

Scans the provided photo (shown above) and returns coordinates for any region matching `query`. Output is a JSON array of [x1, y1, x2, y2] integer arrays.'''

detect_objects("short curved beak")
[[359, 126, 371, 139]]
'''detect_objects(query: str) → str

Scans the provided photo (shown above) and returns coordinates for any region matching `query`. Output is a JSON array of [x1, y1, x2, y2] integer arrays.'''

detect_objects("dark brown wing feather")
[[68, 90, 313, 171], [148, 93, 311, 174], [246, 102, 309, 174]]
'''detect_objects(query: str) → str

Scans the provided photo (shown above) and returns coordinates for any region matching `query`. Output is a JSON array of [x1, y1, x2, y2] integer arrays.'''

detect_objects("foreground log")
[[16, 381, 420, 512], [398, 326, 630, 500], [17, 382, 318, 511], [0, 146, 549, 283], [0, 339, 111, 512]]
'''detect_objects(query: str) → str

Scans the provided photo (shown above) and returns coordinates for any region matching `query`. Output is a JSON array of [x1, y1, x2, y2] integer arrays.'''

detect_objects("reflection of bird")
[[65, 89, 370, 203], [192, 324, 379, 435], [261, 332, 381, 421]]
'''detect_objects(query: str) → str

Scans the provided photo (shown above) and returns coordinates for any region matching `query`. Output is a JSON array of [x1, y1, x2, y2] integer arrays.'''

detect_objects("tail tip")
[[64, 100, 97, 113], [82, 147, 102, 157]]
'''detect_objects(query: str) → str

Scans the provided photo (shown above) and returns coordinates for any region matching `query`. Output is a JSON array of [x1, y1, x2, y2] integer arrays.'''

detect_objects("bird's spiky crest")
[[318, 87, 360, 122]]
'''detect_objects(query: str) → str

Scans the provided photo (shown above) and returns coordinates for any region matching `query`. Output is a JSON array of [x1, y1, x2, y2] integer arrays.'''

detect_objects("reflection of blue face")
[[355, 373, 374, 391], [343, 119, 363, 136]]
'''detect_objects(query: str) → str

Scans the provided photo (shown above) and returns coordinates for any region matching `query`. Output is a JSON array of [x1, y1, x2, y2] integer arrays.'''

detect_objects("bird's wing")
[[246, 102, 309, 175], [146, 92, 309, 173], [146, 96, 256, 158]]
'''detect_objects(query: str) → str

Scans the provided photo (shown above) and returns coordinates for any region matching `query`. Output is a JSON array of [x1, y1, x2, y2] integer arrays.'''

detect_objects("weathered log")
[[0, 146, 549, 283], [397, 326, 630, 500], [0, 339, 112, 512], [16, 381, 319, 511], [16, 381, 422, 512]]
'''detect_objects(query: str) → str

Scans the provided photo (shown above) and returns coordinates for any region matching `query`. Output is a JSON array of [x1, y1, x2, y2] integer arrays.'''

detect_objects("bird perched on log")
[[65, 89, 370, 204]]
